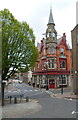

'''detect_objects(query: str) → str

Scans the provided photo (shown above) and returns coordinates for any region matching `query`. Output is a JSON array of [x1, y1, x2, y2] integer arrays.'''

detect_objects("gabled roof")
[[57, 33, 70, 49]]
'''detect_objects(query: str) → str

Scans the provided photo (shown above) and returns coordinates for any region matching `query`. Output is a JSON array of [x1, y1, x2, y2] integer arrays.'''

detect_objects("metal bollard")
[[26, 97, 29, 102], [14, 97, 17, 104], [20, 95, 22, 103], [10, 96, 12, 104]]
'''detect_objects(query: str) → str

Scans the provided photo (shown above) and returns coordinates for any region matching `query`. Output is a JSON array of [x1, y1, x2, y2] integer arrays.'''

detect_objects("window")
[[48, 60, 50, 68], [59, 75, 66, 84], [48, 47, 56, 54], [60, 48, 64, 55], [52, 59, 55, 68], [37, 63, 39, 69], [48, 59, 56, 69], [60, 61, 66, 68], [51, 47, 56, 54], [48, 47, 51, 54], [42, 61, 46, 69]]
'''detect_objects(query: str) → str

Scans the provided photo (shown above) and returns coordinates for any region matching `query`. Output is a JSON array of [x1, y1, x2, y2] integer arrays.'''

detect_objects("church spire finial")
[[48, 6, 55, 25]]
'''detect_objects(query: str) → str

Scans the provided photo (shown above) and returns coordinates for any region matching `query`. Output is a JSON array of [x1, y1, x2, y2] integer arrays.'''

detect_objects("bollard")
[[14, 97, 17, 104], [22, 94, 24, 97], [20, 95, 22, 103], [26, 97, 29, 102], [10, 96, 12, 104], [8, 96, 9, 98]]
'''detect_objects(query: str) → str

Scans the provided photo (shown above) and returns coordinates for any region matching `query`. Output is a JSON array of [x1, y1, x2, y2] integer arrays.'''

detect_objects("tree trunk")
[[2, 82, 5, 106]]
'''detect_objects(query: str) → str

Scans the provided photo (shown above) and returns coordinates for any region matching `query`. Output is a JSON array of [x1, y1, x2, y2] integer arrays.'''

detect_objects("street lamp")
[[61, 75, 63, 94], [45, 61, 49, 90]]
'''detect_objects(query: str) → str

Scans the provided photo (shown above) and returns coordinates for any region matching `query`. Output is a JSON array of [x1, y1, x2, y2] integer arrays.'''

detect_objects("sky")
[[0, 0, 78, 47]]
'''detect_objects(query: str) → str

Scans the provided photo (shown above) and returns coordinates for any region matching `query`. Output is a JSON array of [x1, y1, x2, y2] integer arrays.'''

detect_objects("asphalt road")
[[4, 83, 77, 118]]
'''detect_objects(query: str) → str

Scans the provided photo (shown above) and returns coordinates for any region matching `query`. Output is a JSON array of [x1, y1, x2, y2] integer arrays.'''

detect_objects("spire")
[[48, 7, 55, 25]]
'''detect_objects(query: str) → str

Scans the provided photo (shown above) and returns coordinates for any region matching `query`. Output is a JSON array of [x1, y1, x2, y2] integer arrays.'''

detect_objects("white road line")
[[45, 91, 53, 94], [29, 90, 32, 91], [64, 98, 77, 102], [35, 90, 38, 91], [72, 111, 78, 114], [27, 91, 44, 96], [17, 90, 21, 92], [13, 91, 17, 93], [8, 91, 11, 92], [24, 90, 27, 92]]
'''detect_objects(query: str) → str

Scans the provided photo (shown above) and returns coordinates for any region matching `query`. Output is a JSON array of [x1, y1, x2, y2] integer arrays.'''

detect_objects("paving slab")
[[2, 101, 42, 118]]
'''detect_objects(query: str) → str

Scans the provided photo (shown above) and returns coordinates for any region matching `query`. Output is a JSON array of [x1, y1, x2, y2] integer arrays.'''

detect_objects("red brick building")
[[32, 8, 72, 89]]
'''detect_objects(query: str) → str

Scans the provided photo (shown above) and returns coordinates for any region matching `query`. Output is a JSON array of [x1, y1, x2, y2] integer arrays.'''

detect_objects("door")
[[49, 79, 55, 88]]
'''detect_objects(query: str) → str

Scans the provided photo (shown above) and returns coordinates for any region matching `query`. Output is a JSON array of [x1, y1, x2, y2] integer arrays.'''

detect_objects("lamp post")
[[45, 61, 49, 90], [61, 75, 63, 94]]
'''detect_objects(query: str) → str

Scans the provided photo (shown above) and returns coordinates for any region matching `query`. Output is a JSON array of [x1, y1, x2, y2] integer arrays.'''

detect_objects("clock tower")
[[46, 8, 57, 55]]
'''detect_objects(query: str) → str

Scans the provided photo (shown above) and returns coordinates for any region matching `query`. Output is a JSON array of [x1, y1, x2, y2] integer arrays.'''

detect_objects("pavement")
[[49, 87, 78, 99], [1, 84, 41, 118], [1, 83, 78, 119], [2, 102, 42, 118], [51, 92, 78, 99]]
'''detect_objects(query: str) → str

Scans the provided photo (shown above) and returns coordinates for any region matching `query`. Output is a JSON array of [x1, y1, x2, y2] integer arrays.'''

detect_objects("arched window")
[[60, 61, 66, 68]]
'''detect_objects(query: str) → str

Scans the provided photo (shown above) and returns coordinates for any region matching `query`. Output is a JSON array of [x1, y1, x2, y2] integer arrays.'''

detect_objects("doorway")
[[49, 79, 55, 88]]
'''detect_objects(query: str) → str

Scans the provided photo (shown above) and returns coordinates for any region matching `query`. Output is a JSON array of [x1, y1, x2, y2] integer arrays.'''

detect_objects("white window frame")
[[48, 58, 56, 69]]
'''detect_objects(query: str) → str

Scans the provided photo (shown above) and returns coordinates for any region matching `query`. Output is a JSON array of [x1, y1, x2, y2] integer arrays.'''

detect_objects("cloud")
[[0, 0, 77, 47]]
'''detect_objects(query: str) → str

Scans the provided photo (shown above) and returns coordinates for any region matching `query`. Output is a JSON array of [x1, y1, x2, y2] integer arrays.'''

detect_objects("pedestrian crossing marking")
[[30, 90, 32, 91], [35, 90, 38, 91]]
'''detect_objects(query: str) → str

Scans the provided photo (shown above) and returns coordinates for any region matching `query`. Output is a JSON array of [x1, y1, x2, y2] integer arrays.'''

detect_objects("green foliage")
[[1, 9, 39, 80]]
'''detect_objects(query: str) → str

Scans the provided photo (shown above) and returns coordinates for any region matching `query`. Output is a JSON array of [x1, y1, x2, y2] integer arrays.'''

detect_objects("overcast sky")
[[1, 0, 77, 47]]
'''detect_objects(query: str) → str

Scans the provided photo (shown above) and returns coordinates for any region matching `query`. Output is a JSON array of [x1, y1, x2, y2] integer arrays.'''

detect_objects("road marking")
[[35, 90, 38, 91], [30, 99, 39, 103], [45, 91, 53, 94], [27, 91, 44, 96], [17, 90, 21, 92], [24, 90, 27, 92], [72, 111, 78, 114], [8, 91, 11, 92], [13, 91, 17, 93], [64, 98, 77, 102], [29, 90, 32, 91]]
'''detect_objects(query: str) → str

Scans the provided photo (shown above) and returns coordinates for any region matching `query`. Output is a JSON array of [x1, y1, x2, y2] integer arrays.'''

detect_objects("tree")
[[1, 9, 39, 106], [1, 9, 39, 80]]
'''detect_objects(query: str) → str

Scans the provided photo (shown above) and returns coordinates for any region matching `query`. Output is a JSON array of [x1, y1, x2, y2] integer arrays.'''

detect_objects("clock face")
[[52, 32, 55, 37], [47, 33, 49, 37]]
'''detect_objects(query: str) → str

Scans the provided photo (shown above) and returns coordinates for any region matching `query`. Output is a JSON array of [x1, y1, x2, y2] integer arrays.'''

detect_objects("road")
[[4, 83, 77, 118]]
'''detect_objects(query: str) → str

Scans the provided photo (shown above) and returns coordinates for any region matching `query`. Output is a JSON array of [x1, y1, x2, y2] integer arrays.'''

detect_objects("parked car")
[[18, 80, 22, 84], [13, 79, 19, 83]]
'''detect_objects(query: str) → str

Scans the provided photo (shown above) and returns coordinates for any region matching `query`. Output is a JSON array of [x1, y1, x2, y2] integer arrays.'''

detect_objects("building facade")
[[32, 8, 72, 89], [71, 24, 78, 94]]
